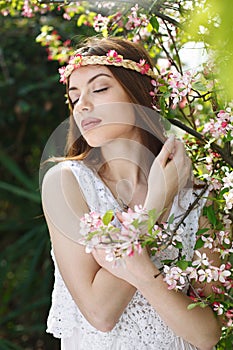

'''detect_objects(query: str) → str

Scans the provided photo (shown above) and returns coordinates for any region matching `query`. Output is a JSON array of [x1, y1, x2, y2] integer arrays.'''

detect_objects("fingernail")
[[169, 153, 174, 159]]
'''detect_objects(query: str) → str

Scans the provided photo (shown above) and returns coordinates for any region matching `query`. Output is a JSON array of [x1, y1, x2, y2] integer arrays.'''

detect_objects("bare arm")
[[42, 163, 136, 332], [93, 215, 222, 350]]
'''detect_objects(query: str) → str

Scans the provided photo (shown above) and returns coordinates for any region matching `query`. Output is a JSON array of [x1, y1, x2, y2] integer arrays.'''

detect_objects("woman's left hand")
[[92, 246, 158, 288]]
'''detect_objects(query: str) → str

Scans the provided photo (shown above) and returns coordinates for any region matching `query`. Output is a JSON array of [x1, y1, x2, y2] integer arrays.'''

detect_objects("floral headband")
[[58, 49, 156, 84]]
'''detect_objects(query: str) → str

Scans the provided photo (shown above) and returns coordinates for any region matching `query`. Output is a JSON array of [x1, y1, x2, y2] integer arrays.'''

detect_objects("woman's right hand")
[[144, 135, 192, 214]]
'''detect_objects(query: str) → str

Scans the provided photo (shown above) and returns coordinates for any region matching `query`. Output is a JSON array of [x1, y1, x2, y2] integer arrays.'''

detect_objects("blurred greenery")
[[185, 0, 233, 99], [0, 12, 68, 350]]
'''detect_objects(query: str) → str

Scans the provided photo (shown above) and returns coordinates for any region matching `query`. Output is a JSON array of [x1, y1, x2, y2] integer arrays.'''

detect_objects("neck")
[[98, 137, 154, 185]]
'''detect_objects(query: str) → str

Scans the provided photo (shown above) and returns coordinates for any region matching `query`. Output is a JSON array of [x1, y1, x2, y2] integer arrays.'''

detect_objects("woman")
[[41, 37, 221, 349]]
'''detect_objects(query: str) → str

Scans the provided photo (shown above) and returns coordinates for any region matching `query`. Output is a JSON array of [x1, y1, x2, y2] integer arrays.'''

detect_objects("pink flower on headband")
[[58, 66, 68, 84], [69, 53, 83, 67], [106, 50, 123, 63], [137, 59, 150, 74], [58, 53, 83, 84]]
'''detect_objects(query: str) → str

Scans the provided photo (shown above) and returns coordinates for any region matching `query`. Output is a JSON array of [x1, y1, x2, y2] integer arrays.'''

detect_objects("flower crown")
[[58, 49, 156, 84]]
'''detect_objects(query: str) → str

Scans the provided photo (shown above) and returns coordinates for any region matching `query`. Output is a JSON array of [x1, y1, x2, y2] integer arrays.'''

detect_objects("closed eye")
[[93, 87, 108, 93], [70, 88, 108, 106], [71, 97, 79, 106]]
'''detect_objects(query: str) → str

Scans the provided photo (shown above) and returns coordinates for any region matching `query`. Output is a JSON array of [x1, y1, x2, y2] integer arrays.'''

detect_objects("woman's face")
[[68, 65, 136, 147]]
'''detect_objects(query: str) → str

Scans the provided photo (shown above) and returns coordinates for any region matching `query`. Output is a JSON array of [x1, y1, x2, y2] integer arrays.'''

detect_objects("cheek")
[[104, 103, 135, 125], [73, 110, 82, 131]]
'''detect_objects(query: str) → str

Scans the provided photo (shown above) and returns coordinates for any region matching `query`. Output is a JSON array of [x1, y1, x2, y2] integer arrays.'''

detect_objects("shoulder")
[[41, 160, 84, 182], [41, 160, 92, 195], [41, 160, 89, 216]]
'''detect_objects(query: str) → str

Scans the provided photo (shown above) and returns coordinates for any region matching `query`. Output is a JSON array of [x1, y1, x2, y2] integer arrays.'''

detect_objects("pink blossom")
[[1, 9, 9, 16], [198, 268, 214, 283], [93, 14, 109, 32], [136, 59, 151, 74], [22, 0, 34, 18], [163, 265, 187, 290], [213, 302, 224, 315], [216, 230, 231, 245], [192, 251, 210, 268], [218, 264, 231, 283], [125, 4, 149, 30], [222, 171, 233, 189], [63, 13, 71, 21], [106, 50, 123, 63], [212, 285, 224, 294], [126, 242, 142, 256], [167, 70, 194, 108], [223, 215, 232, 229], [201, 235, 214, 249], [202, 109, 233, 139], [223, 278, 233, 291], [186, 266, 198, 281], [223, 189, 233, 210], [58, 66, 67, 84], [225, 309, 233, 327]]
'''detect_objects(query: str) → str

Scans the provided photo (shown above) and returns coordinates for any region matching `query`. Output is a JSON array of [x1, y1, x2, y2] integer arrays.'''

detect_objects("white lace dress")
[[46, 160, 208, 350]]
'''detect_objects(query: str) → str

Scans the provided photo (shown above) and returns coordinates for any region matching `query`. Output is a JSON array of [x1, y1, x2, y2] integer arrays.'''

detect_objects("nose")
[[74, 93, 94, 114]]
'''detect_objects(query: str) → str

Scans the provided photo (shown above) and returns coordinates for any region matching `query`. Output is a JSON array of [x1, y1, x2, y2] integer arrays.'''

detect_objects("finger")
[[171, 142, 193, 189], [156, 134, 175, 167], [172, 140, 188, 166]]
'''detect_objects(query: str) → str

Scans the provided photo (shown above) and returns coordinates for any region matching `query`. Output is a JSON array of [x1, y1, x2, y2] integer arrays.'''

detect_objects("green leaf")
[[206, 205, 217, 226], [159, 96, 166, 115], [220, 187, 230, 196], [150, 16, 159, 31], [194, 237, 205, 250], [161, 259, 174, 265], [0, 181, 40, 203], [192, 81, 207, 92], [159, 85, 168, 93], [176, 260, 189, 270], [102, 210, 114, 225], [200, 302, 208, 308], [196, 228, 209, 236], [0, 150, 35, 190], [187, 303, 198, 310], [174, 241, 183, 249], [147, 208, 157, 231], [77, 14, 87, 27], [168, 213, 175, 225]]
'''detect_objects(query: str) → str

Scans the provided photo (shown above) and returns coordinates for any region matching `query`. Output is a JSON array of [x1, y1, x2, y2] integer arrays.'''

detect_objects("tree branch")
[[168, 118, 233, 167]]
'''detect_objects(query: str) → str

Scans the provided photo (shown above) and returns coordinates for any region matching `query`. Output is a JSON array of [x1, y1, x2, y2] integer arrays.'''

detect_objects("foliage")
[[0, 0, 232, 349]]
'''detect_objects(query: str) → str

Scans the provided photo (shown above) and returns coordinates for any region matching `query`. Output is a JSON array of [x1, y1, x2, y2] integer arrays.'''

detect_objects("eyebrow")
[[68, 73, 112, 91]]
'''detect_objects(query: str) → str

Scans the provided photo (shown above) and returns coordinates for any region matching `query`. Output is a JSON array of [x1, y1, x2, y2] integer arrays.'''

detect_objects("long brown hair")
[[65, 37, 166, 163]]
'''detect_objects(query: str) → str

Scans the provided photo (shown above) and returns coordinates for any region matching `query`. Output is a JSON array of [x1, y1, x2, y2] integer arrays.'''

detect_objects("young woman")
[[41, 37, 221, 350]]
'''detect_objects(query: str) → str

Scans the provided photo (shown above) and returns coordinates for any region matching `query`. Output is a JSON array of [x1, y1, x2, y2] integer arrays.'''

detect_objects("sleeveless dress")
[[46, 160, 209, 350]]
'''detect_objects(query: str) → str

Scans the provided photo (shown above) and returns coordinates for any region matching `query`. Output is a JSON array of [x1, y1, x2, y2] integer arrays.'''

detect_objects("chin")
[[84, 135, 109, 148]]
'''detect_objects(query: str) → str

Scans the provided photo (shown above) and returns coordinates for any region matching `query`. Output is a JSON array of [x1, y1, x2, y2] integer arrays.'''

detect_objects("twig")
[[167, 118, 233, 167], [157, 183, 209, 253]]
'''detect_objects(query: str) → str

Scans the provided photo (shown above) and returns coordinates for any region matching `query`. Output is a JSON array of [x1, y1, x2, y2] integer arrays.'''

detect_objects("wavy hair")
[[64, 37, 166, 164]]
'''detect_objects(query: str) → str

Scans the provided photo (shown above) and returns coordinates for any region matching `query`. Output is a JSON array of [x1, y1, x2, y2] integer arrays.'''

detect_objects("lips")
[[81, 117, 102, 131]]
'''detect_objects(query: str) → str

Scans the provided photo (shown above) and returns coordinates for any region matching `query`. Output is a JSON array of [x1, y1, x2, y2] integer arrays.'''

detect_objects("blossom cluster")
[[93, 14, 110, 32], [92, 4, 149, 37], [222, 171, 233, 212], [125, 4, 149, 31], [202, 108, 233, 141], [79, 204, 232, 326], [21, 0, 50, 18], [36, 26, 72, 64], [150, 68, 196, 109]]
